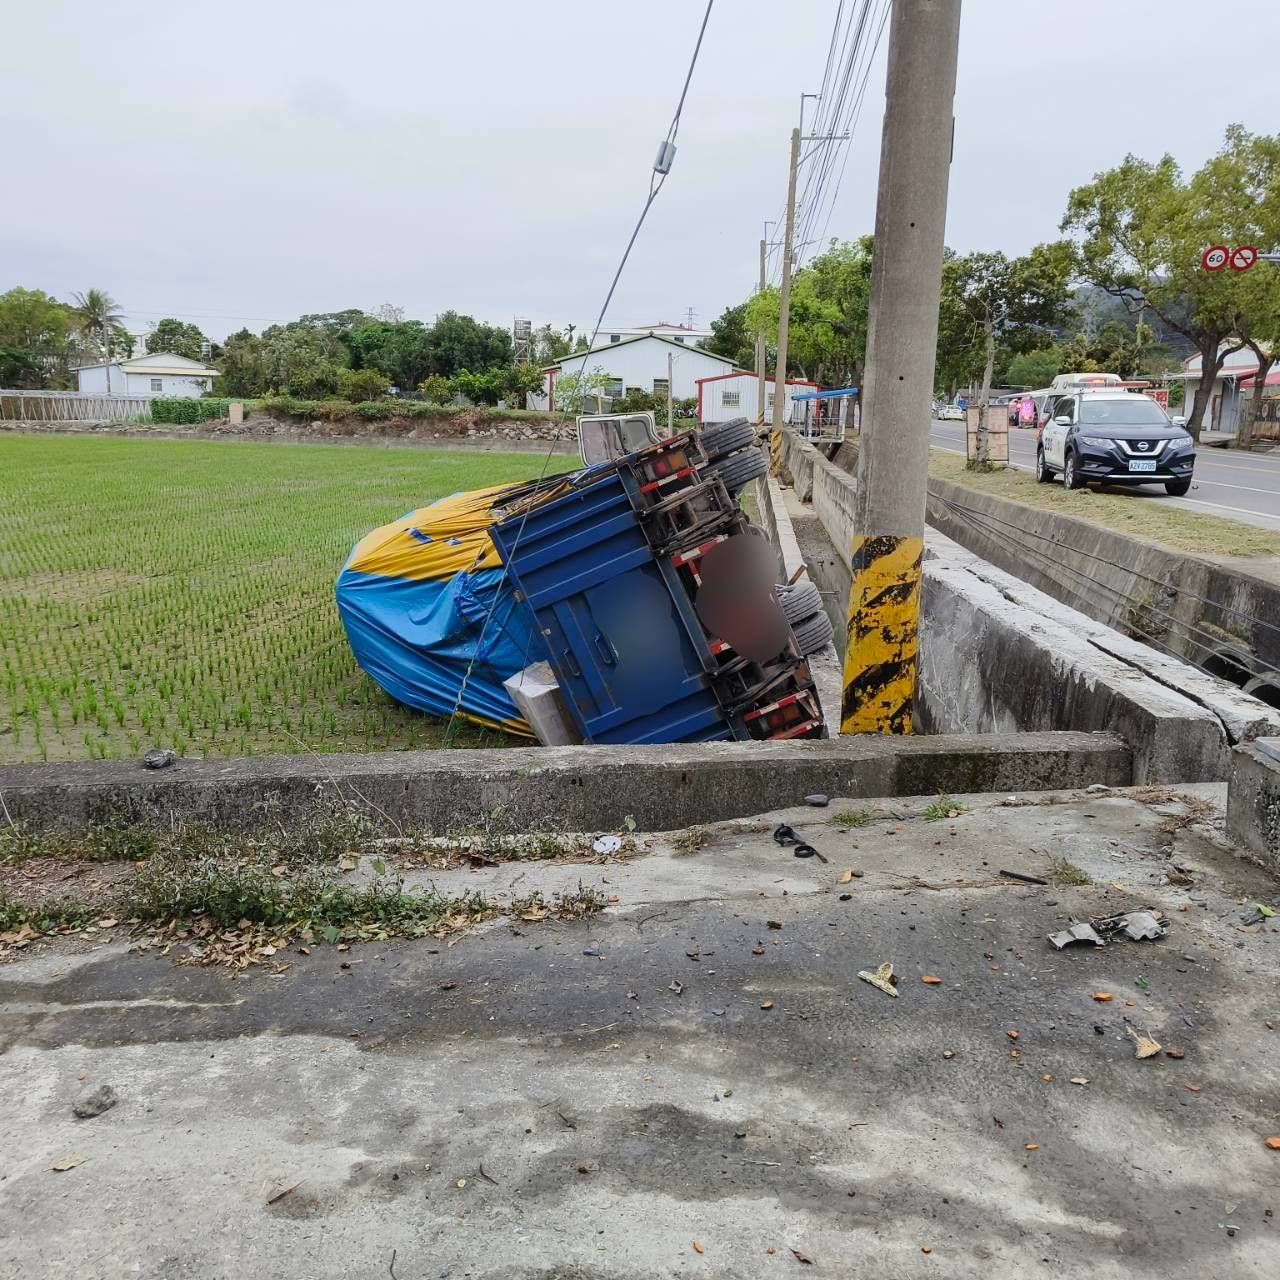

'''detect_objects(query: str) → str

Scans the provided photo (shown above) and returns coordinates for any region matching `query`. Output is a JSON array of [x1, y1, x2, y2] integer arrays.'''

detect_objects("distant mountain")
[[1062, 285, 1196, 363]]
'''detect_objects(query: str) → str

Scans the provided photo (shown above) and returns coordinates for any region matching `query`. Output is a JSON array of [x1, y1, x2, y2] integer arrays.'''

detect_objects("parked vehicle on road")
[[937, 403, 965, 421], [1035, 390, 1196, 496]]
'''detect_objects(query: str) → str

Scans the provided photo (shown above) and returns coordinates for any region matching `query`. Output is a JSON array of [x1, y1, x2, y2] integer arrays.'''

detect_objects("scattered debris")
[[766, 920, 783, 930], [858, 961, 898, 997], [772, 823, 826, 863], [1165, 1048, 1184, 1059], [804, 794, 829, 808], [1006, 1029, 1019, 1041], [1049, 910, 1167, 950], [692, 1240, 705, 1255], [50, 1155, 87, 1172], [791, 1248, 814, 1265], [760, 1001, 774, 1010], [1070, 1077, 1089, 1086], [942, 1050, 955, 1060], [999, 869, 1048, 885], [668, 980, 684, 996], [142, 748, 176, 769], [838, 869, 857, 884], [1135, 975, 1151, 993], [1265, 1137, 1280, 1150], [266, 1181, 301, 1205], [1049, 923, 1105, 950], [592, 835, 623, 855], [72, 1084, 118, 1119], [1025, 1143, 1039, 1151], [1093, 992, 1114, 1003], [921, 1246, 933, 1255], [921, 975, 943, 986], [1126, 1024, 1162, 1059]]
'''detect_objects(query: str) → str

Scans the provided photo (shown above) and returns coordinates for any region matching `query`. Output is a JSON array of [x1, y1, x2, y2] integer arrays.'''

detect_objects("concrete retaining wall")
[[0, 734, 1130, 836], [1226, 739, 1280, 871], [925, 461, 1280, 686], [807, 433, 1280, 686], [771, 429, 1280, 783]]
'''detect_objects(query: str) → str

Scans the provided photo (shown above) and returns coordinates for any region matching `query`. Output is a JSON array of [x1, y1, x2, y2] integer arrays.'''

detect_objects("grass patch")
[[0, 435, 578, 764], [1049, 857, 1092, 887], [920, 794, 963, 822], [831, 808, 875, 830], [930, 449, 1280, 558], [0, 887, 98, 934]]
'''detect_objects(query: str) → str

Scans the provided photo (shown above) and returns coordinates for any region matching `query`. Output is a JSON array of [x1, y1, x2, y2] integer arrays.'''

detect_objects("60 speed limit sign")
[[1201, 245, 1229, 271]]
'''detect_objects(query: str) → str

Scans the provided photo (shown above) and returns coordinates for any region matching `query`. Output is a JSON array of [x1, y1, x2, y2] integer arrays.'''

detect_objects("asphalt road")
[[930, 418, 1280, 532]]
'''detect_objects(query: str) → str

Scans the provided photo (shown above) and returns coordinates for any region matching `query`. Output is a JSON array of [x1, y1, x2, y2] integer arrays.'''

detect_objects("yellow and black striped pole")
[[839, 0, 960, 736], [841, 534, 924, 733]]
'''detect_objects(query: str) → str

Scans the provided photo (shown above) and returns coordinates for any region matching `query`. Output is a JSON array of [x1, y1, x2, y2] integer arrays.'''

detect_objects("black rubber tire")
[[1165, 478, 1192, 496], [791, 610, 834, 655], [709, 446, 767, 495], [777, 580, 823, 625], [1035, 446, 1053, 483], [700, 418, 756, 462], [1063, 450, 1085, 490]]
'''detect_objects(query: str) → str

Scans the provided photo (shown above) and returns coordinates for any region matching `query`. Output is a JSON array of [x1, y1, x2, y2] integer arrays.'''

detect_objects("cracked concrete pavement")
[[2, 785, 1280, 1278]]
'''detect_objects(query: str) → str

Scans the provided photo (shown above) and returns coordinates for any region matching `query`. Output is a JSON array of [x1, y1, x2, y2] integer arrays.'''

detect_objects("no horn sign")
[[1201, 244, 1257, 272]]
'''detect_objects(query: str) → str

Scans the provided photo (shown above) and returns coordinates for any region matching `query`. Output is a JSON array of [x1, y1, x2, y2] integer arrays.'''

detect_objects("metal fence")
[[0, 390, 155, 422]]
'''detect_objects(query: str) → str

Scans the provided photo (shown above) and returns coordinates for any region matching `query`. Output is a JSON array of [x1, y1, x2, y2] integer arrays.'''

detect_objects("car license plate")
[[1128, 459, 1157, 473]]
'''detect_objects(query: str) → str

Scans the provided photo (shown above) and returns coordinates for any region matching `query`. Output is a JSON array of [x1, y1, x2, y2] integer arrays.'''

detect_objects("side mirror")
[[1054, 415, 1072, 427], [1170, 415, 1186, 427]]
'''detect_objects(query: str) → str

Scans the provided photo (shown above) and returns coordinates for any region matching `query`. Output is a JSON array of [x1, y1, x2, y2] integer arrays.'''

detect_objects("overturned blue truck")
[[335, 416, 833, 746]]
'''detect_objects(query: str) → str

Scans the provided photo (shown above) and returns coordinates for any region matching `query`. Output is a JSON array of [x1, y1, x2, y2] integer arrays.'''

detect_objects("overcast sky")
[[2, 0, 1271, 342]]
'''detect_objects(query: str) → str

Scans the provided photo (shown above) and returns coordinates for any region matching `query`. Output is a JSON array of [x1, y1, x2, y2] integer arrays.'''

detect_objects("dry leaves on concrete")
[[50, 1155, 87, 1172]]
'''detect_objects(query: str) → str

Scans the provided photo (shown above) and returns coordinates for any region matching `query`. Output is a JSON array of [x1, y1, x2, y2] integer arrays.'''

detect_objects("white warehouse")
[[76, 351, 218, 397], [696, 370, 820, 425], [531, 334, 737, 412]]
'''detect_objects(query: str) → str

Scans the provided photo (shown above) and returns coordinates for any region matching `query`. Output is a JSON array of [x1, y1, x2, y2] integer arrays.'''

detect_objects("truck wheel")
[[777, 580, 823, 626], [791, 610, 834, 655], [709, 446, 767, 495], [700, 418, 756, 462]]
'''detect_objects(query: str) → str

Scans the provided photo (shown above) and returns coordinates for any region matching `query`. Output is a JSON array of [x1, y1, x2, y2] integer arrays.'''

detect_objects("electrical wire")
[[442, 0, 716, 741], [794, 0, 889, 269]]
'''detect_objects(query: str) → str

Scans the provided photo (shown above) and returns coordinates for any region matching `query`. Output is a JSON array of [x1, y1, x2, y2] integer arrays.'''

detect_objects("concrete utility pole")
[[755, 232, 769, 424], [841, 0, 961, 736], [771, 127, 801, 434]]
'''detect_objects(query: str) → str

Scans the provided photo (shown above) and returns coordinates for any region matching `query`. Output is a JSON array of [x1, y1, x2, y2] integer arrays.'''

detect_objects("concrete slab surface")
[[3, 785, 1280, 1278]]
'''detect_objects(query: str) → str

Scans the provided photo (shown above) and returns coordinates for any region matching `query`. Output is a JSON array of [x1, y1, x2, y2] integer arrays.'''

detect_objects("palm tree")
[[72, 289, 124, 391]]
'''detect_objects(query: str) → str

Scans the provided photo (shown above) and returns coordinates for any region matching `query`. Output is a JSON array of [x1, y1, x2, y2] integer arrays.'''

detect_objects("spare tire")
[[700, 418, 756, 462], [791, 610, 835, 655], [777, 579, 823, 625], [708, 446, 767, 495]]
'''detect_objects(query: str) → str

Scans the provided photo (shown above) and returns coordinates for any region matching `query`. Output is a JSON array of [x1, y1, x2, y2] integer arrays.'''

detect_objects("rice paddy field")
[[0, 434, 576, 764]]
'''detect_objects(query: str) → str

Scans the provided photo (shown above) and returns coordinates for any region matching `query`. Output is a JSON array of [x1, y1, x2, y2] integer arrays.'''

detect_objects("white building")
[[76, 351, 218, 397], [597, 321, 713, 348], [1166, 344, 1273, 437], [533, 334, 737, 411], [696, 370, 821, 425]]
